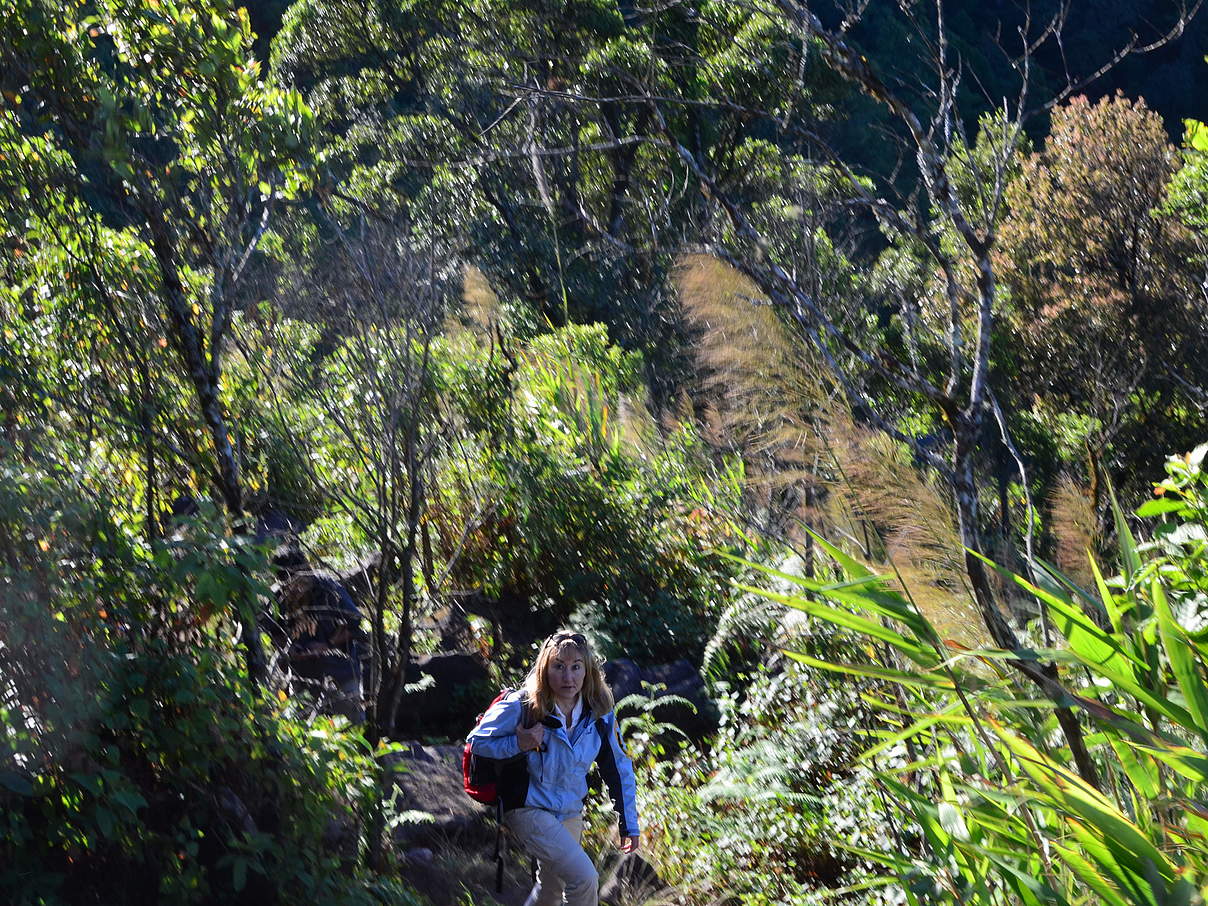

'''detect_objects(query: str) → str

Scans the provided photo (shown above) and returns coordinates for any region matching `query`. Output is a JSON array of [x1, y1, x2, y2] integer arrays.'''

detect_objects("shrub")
[[435, 323, 752, 663], [749, 443, 1208, 904], [611, 646, 904, 904], [0, 469, 421, 906]]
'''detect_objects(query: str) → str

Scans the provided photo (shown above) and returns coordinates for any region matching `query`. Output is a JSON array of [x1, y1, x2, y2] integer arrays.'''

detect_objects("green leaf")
[[1108, 480, 1142, 582], [1050, 841, 1133, 906], [992, 724, 1177, 887], [1126, 740, 1208, 783], [1186, 119, 1208, 153], [783, 650, 957, 689], [70, 772, 103, 794], [987, 557, 1196, 726], [745, 584, 939, 667], [979, 554, 1130, 661], [1032, 555, 1100, 612], [1153, 579, 1208, 743], [1135, 498, 1184, 518], [802, 524, 876, 580], [95, 805, 116, 839], [737, 552, 941, 647], [111, 788, 148, 814], [858, 700, 965, 763], [937, 801, 970, 843], [1108, 736, 1160, 799], [1089, 555, 1127, 636]]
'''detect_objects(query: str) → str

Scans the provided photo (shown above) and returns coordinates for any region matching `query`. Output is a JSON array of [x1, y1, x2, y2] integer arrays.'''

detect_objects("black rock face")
[[394, 653, 493, 739], [603, 657, 719, 743]]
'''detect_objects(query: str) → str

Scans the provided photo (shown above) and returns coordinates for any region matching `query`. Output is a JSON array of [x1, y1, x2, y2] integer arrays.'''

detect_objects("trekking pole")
[[494, 798, 505, 894]]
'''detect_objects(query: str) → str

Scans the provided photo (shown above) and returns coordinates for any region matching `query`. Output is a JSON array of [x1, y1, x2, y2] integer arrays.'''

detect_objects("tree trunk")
[[142, 197, 264, 686], [952, 422, 1101, 789], [383, 432, 424, 733]]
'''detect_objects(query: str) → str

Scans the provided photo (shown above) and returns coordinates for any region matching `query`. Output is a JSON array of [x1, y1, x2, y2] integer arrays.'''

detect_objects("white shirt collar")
[[553, 696, 583, 730]]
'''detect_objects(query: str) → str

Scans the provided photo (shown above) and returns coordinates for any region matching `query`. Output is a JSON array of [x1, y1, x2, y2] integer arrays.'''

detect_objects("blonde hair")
[[523, 630, 614, 722]]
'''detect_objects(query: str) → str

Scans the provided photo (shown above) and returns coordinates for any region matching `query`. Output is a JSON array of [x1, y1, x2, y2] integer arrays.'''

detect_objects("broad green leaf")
[[1186, 119, 1208, 152], [1135, 498, 1185, 518], [1153, 579, 1208, 743]]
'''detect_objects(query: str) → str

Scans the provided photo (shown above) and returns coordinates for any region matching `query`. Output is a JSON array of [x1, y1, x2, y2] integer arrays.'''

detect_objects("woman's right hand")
[[516, 721, 545, 752]]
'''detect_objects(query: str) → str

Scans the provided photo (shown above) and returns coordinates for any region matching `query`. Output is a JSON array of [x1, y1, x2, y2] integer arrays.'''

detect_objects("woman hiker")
[[467, 630, 640, 906]]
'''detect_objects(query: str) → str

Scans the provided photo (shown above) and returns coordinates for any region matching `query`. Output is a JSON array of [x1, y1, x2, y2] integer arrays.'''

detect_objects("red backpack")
[[462, 688, 530, 804], [464, 688, 535, 894]]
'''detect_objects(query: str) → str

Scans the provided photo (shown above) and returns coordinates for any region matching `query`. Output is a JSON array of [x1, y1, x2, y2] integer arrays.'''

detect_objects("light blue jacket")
[[467, 690, 640, 837]]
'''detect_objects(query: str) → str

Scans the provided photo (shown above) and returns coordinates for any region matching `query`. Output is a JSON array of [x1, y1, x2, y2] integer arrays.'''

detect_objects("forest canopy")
[[4, 0, 1208, 903]]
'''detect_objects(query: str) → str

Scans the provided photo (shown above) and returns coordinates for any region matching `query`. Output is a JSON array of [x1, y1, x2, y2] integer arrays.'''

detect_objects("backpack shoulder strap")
[[593, 713, 611, 759]]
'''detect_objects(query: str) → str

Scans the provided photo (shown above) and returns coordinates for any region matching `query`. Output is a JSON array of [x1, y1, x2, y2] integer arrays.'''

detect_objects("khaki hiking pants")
[[505, 807, 598, 906]]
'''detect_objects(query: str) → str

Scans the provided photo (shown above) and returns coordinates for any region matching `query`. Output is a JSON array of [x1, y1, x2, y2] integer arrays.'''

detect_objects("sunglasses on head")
[[545, 631, 587, 648]]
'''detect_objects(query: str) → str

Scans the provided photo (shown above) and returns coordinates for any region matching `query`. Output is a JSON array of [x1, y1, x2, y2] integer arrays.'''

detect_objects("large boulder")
[[394, 653, 493, 739], [604, 657, 718, 742], [602, 658, 643, 703], [384, 743, 493, 848]]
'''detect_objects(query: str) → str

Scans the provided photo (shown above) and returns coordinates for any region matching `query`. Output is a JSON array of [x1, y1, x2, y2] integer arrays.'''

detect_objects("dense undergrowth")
[[0, 477, 421, 905]]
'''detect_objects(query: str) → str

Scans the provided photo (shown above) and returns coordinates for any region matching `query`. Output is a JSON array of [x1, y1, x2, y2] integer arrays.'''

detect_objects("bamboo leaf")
[[977, 555, 1192, 724], [783, 650, 956, 689], [1108, 736, 1161, 799], [736, 554, 940, 644], [1089, 554, 1127, 636], [1125, 740, 1208, 784], [858, 700, 965, 763], [992, 723, 1177, 886], [1050, 841, 1134, 906], [976, 551, 1146, 677], [1031, 555, 1102, 613], [937, 801, 970, 843], [746, 584, 939, 666], [979, 851, 1060, 906], [1108, 479, 1143, 583], [803, 524, 877, 580]]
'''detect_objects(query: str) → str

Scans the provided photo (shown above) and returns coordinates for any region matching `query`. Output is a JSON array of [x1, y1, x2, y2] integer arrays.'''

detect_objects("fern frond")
[[701, 592, 782, 681]]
